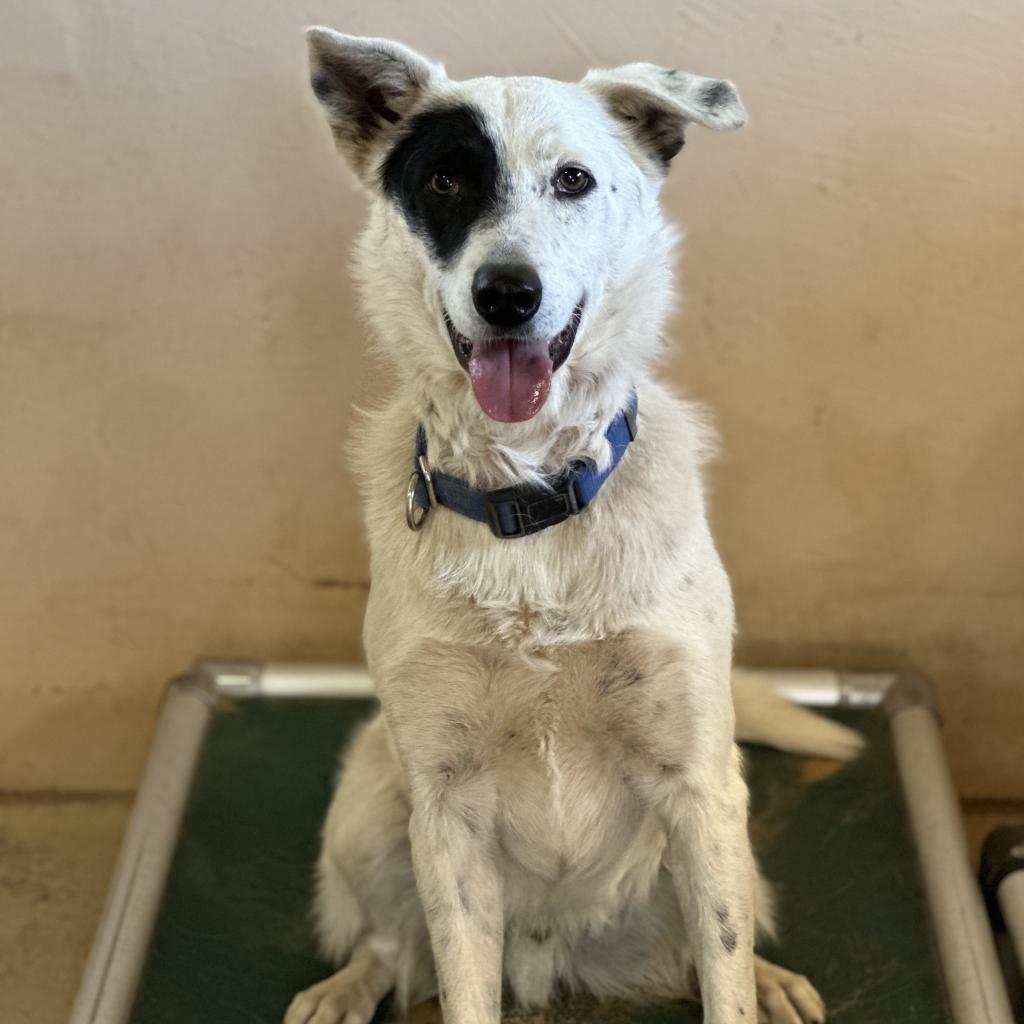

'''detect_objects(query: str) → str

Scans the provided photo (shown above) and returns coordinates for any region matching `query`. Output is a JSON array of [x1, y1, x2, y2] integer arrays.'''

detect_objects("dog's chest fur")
[[388, 633, 677, 938], [492, 655, 661, 900]]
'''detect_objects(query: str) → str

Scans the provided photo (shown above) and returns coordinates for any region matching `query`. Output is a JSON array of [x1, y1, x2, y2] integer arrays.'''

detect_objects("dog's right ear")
[[582, 63, 746, 177], [306, 28, 446, 179]]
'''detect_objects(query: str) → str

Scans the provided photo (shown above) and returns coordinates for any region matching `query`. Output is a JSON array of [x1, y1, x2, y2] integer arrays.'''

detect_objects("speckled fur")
[[286, 30, 851, 1024]]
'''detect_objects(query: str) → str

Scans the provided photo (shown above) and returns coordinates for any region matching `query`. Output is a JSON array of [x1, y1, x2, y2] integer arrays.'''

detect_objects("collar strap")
[[408, 393, 638, 539]]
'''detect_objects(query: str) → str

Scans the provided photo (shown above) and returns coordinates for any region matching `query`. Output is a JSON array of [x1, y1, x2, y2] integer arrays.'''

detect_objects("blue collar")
[[407, 393, 638, 539]]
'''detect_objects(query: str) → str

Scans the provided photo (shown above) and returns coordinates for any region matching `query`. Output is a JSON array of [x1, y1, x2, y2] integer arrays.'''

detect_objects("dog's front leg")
[[408, 787, 504, 1024], [660, 748, 757, 1023], [618, 638, 756, 1023], [380, 645, 504, 1024]]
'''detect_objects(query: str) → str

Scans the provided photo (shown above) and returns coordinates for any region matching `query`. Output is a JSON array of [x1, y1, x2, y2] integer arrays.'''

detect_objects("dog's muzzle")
[[443, 302, 584, 423]]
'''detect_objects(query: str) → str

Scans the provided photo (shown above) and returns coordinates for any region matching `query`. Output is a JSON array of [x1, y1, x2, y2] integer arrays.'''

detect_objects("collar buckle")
[[484, 476, 581, 539]]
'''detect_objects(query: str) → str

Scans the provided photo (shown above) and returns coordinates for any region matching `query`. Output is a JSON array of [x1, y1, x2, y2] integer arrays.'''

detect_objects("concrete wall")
[[2, 0, 1021, 797]]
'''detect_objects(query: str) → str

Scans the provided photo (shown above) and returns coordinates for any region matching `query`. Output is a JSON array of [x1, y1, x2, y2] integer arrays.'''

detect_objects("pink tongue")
[[468, 338, 552, 422]]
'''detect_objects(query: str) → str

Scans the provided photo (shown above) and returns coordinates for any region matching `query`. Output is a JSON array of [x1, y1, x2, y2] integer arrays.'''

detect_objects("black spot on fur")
[[457, 878, 471, 914], [610, 183, 618, 193], [700, 79, 733, 110], [716, 906, 738, 955], [529, 928, 552, 944], [381, 104, 503, 263]]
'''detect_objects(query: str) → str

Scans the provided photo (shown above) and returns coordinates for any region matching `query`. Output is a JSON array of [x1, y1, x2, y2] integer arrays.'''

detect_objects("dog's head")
[[307, 30, 745, 426]]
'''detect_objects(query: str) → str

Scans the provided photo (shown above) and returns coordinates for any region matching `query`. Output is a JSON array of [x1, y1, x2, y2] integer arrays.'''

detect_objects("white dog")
[[287, 29, 862, 1024]]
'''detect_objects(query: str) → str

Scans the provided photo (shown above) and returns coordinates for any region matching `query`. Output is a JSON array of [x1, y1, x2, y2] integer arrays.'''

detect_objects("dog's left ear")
[[582, 63, 746, 173], [306, 28, 446, 179]]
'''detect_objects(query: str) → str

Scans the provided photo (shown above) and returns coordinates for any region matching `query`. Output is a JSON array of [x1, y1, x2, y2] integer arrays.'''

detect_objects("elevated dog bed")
[[70, 664, 1019, 1024]]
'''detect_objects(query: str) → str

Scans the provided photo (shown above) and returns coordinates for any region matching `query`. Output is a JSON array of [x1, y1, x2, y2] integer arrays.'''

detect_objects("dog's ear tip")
[[718, 108, 748, 132], [305, 26, 367, 56], [717, 106, 748, 131], [304, 26, 341, 60], [693, 77, 747, 130]]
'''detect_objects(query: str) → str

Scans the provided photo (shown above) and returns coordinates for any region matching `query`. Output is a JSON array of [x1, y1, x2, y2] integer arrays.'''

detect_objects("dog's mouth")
[[444, 303, 584, 423]]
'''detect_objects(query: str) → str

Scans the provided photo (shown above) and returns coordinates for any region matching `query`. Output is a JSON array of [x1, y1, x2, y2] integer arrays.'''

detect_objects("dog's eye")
[[554, 166, 592, 195], [428, 172, 459, 196]]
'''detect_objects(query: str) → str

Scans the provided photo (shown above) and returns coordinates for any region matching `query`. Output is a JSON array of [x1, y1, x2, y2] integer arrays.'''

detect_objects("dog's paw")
[[284, 972, 378, 1024], [755, 956, 826, 1024]]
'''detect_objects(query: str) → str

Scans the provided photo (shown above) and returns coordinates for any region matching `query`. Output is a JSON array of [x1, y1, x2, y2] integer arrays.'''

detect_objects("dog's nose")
[[472, 264, 543, 329]]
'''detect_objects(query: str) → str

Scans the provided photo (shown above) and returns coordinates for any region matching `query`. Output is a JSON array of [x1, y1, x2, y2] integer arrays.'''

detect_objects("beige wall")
[[1, 1, 1021, 797]]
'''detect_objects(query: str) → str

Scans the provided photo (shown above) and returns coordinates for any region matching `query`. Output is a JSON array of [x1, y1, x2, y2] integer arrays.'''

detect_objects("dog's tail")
[[732, 667, 865, 760]]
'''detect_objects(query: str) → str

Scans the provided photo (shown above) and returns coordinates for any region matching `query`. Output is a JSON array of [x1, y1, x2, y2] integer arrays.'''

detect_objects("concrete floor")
[[0, 794, 132, 1024], [0, 791, 1020, 1024]]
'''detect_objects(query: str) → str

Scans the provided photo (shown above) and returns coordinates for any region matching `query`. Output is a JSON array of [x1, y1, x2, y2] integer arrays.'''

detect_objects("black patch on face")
[[380, 104, 502, 263], [699, 79, 733, 109]]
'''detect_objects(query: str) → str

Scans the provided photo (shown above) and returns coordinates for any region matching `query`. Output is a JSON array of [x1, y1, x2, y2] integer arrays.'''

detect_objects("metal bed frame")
[[69, 663, 1020, 1024]]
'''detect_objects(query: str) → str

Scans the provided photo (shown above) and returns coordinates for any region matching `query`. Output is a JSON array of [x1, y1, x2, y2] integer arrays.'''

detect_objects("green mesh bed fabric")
[[129, 699, 951, 1023]]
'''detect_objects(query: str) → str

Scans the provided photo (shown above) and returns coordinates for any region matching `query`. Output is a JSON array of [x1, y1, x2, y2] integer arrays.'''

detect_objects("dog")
[[287, 29, 863, 1024]]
